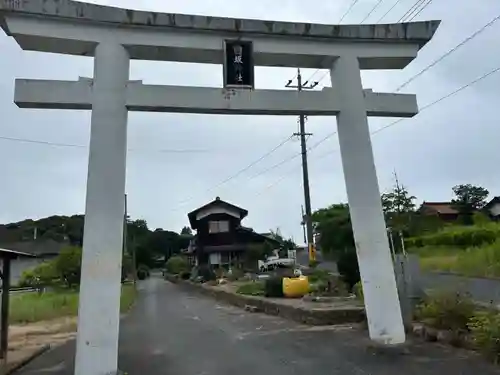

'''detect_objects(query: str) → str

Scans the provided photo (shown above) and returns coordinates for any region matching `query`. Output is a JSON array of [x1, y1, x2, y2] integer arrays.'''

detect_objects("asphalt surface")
[[16, 276, 500, 375], [297, 250, 500, 305]]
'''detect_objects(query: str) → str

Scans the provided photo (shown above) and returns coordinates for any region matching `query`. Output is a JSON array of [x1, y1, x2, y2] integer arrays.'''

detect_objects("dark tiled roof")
[[0, 248, 35, 259], [484, 196, 500, 209], [187, 197, 248, 228], [420, 202, 459, 215]]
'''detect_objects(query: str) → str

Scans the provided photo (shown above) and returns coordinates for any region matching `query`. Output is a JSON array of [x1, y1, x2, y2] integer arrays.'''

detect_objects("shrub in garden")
[[137, 264, 150, 280], [336, 249, 360, 290], [264, 276, 284, 297], [180, 271, 191, 280], [196, 265, 216, 282], [468, 311, 500, 363], [353, 281, 363, 300], [227, 267, 244, 282], [18, 261, 58, 288], [165, 255, 190, 275], [307, 269, 330, 284], [415, 291, 475, 332]]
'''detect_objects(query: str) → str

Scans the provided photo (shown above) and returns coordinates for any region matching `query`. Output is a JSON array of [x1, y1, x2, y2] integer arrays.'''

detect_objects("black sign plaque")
[[223, 40, 254, 89]]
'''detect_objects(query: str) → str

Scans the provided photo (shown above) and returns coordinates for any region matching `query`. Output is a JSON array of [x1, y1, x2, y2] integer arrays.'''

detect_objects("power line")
[[376, 0, 404, 23], [234, 129, 339, 192], [395, 11, 500, 92], [0, 135, 209, 153], [0, 135, 86, 149], [254, 64, 500, 196], [360, 0, 385, 23], [406, 0, 434, 22], [379, 65, 500, 134], [339, 0, 361, 23], [169, 135, 294, 210], [397, 0, 426, 22]]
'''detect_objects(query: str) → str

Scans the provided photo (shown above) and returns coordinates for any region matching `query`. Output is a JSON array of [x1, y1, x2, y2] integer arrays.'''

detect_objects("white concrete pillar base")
[[74, 42, 130, 375], [330, 56, 406, 345]]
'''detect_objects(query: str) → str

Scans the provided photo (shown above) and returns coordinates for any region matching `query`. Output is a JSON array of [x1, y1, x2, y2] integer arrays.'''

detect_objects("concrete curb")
[[7, 344, 50, 374], [165, 274, 365, 326]]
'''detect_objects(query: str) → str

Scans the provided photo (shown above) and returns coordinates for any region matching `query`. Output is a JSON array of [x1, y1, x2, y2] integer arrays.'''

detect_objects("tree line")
[[312, 182, 494, 288]]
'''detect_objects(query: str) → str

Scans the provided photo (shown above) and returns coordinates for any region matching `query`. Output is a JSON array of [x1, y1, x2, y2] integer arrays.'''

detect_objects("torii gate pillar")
[[74, 42, 130, 375], [331, 56, 405, 343]]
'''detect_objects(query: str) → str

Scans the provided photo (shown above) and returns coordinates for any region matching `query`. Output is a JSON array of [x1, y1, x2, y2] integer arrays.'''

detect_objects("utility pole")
[[286, 69, 318, 263], [300, 205, 307, 244], [124, 194, 137, 284]]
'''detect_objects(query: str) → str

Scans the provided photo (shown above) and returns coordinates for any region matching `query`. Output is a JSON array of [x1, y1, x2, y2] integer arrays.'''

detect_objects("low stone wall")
[[165, 274, 365, 326]]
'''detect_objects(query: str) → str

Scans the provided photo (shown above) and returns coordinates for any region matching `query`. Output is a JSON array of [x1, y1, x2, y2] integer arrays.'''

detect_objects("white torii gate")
[[0, 1, 440, 374]]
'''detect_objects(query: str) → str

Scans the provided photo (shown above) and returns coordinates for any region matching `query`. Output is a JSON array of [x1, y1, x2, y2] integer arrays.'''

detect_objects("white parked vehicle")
[[258, 255, 295, 272]]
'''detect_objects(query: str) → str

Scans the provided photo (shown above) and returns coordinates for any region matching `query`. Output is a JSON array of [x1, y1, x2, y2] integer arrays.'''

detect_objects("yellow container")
[[282, 276, 310, 298]]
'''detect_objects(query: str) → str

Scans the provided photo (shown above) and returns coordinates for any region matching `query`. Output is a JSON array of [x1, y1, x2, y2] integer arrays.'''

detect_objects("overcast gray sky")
[[1, 0, 499, 243]]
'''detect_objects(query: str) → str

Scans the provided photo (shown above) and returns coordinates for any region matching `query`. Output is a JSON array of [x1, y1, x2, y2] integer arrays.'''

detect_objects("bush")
[[137, 264, 150, 280], [336, 249, 360, 290], [227, 268, 244, 282], [307, 269, 330, 284], [309, 259, 318, 268], [353, 281, 363, 300], [55, 246, 82, 288], [415, 291, 475, 331], [264, 276, 284, 297], [196, 265, 216, 282], [406, 224, 500, 249], [165, 255, 189, 275], [180, 271, 191, 280], [236, 281, 265, 296], [137, 269, 148, 280], [18, 261, 58, 288], [468, 311, 500, 363]]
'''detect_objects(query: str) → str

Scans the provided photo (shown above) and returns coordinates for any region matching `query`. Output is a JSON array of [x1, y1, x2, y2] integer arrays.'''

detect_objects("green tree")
[[268, 228, 296, 255], [312, 204, 354, 257], [381, 178, 416, 232], [452, 184, 489, 210], [452, 184, 489, 225], [312, 203, 359, 290], [54, 246, 82, 288], [180, 226, 192, 236]]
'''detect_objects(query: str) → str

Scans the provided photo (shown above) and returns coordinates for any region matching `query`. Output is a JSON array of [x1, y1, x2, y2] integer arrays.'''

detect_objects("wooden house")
[[186, 197, 280, 268]]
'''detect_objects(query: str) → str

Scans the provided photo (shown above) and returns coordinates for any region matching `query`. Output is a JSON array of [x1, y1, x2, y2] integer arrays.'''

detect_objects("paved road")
[[420, 272, 500, 306], [17, 276, 500, 375], [298, 251, 500, 305]]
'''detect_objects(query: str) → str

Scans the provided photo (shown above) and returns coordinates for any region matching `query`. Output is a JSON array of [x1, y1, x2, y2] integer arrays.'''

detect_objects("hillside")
[[0, 215, 192, 267]]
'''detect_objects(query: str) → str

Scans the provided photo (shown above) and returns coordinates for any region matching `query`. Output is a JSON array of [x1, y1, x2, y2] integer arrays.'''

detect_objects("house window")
[[208, 220, 229, 233]]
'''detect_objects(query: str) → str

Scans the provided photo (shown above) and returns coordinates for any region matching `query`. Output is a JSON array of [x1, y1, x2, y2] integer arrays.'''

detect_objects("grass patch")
[[419, 254, 459, 272], [11, 284, 137, 324], [415, 240, 500, 278], [235, 281, 265, 296]]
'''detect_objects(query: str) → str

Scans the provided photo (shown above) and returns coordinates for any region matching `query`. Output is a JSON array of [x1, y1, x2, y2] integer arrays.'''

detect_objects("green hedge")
[[406, 224, 500, 249]]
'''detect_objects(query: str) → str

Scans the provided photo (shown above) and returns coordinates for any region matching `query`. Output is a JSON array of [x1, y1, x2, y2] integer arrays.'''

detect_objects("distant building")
[[418, 202, 460, 222], [0, 239, 67, 285], [484, 196, 500, 221], [186, 197, 280, 268]]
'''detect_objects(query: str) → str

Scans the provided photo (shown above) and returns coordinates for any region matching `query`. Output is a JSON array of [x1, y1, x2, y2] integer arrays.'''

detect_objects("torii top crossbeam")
[[1, 0, 439, 69]]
